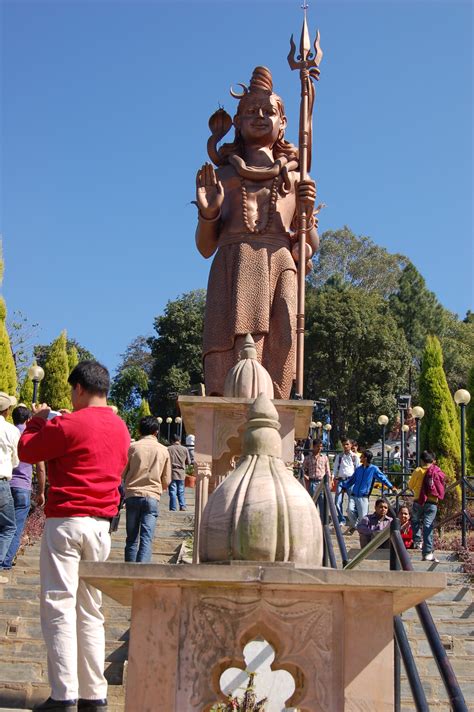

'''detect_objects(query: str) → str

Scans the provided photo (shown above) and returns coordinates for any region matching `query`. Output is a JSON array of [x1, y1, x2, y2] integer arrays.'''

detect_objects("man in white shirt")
[[392, 445, 401, 464], [0, 392, 20, 581], [332, 438, 360, 525]]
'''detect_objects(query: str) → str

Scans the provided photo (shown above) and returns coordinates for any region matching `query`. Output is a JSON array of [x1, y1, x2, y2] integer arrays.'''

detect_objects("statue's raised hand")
[[196, 162, 224, 220]]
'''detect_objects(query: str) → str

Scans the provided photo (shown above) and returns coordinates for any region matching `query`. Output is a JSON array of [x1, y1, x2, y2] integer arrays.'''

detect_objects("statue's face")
[[235, 94, 286, 147]]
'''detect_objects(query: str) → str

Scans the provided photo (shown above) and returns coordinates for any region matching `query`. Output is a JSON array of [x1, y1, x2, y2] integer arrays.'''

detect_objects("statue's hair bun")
[[249, 66, 273, 93]]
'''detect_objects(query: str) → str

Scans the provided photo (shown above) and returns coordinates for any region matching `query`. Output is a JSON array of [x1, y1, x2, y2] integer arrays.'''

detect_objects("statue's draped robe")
[[203, 230, 297, 399]]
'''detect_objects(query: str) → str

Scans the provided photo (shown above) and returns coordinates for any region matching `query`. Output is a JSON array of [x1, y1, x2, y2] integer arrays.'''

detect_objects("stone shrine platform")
[[80, 561, 445, 712]]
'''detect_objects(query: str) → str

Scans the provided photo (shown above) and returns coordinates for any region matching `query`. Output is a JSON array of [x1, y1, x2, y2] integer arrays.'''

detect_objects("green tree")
[[110, 365, 149, 413], [419, 335, 461, 516], [109, 365, 149, 432], [118, 335, 153, 376], [0, 297, 17, 395], [148, 290, 205, 415], [304, 283, 410, 444], [18, 374, 34, 408], [40, 331, 72, 410], [67, 344, 79, 373], [133, 398, 152, 438], [438, 311, 474, 392], [309, 226, 408, 298], [0, 244, 17, 395], [466, 365, 474, 474], [389, 264, 473, 395], [137, 398, 151, 419], [35, 338, 94, 370], [389, 262, 444, 393]]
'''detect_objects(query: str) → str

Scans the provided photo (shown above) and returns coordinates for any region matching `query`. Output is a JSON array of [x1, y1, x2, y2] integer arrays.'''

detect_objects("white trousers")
[[40, 517, 111, 701]]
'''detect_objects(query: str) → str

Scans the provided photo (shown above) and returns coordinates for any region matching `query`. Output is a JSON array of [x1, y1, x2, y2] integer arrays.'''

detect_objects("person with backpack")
[[332, 439, 360, 524], [408, 450, 445, 562]]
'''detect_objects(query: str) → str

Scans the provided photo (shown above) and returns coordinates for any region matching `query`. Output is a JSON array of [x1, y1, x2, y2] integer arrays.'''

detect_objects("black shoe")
[[34, 698, 77, 711], [78, 700, 107, 711]]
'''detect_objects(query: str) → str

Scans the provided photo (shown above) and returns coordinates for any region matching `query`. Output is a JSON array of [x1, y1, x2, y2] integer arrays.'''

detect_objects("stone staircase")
[[0, 490, 194, 711], [1, 490, 471, 711], [340, 532, 473, 711]]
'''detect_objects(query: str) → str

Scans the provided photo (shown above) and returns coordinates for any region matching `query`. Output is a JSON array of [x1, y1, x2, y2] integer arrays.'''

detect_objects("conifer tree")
[[67, 345, 79, 373], [18, 374, 34, 408], [0, 244, 17, 395], [137, 398, 151, 419], [419, 335, 461, 515], [466, 365, 474, 474], [0, 298, 17, 395], [40, 331, 72, 410], [134, 398, 151, 438]]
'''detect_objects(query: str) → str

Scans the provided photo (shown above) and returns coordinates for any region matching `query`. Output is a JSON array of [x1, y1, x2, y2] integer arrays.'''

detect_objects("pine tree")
[[419, 335, 461, 515], [40, 331, 72, 410]]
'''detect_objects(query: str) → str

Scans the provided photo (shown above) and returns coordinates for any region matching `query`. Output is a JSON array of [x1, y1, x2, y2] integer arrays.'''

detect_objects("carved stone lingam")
[[199, 393, 323, 565]]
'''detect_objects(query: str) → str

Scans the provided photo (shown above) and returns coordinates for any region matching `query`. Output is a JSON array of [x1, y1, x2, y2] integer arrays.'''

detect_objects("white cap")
[[0, 392, 17, 411]]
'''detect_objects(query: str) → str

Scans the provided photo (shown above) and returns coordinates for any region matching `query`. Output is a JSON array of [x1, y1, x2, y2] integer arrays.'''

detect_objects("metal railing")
[[435, 476, 474, 549], [311, 475, 468, 712]]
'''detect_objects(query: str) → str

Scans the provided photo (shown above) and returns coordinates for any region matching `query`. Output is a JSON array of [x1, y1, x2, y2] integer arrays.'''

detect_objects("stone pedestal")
[[80, 562, 445, 712], [178, 396, 313, 562]]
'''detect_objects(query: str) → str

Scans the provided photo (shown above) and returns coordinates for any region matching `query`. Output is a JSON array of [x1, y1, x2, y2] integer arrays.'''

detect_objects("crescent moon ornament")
[[229, 83, 249, 99]]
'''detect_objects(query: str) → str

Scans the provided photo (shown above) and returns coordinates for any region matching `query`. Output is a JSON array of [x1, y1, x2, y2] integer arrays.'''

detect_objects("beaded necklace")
[[240, 176, 279, 235]]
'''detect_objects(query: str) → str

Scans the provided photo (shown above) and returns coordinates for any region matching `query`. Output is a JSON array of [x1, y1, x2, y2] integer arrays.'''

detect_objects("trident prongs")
[[287, 8, 323, 71]]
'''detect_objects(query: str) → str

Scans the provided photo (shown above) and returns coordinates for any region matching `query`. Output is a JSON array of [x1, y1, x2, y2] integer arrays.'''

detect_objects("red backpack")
[[421, 463, 446, 501]]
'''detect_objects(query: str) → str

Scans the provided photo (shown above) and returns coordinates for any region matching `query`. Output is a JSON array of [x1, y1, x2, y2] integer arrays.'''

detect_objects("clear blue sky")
[[1, 0, 472, 375]]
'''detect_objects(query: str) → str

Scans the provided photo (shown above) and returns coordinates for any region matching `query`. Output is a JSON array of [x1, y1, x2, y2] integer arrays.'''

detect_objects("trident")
[[288, 4, 323, 398]]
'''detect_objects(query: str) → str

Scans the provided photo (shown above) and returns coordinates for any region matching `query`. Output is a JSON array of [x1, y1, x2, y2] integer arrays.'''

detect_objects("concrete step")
[[332, 536, 458, 562], [336, 556, 466, 573], [400, 677, 474, 706], [0, 682, 125, 711], [0, 657, 125, 686], [401, 601, 473, 621], [0, 637, 129, 662], [0, 615, 130, 642]]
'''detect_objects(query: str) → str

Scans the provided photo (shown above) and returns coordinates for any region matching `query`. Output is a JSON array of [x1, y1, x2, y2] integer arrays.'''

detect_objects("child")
[[398, 505, 413, 549]]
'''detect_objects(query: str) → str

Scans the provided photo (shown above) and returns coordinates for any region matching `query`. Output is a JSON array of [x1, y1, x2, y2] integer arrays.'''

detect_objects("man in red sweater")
[[19, 361, 130, 712]]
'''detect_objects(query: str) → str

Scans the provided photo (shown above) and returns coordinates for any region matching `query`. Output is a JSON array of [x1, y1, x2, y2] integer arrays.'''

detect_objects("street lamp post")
[[157, 417, 163, 438], [166, 417, 172, 442], [454, 389, 471, 549], [175, 416, 182, 442], [377, 414, 389, 470], [310, 421, 317, 440], [411, 406, 425, 467], [397, 394, 411, 484], [378, 415, 389, 496], [27, 363, 45, 404], [385, 445, 392, 473], [323, 423, 332, 455], [315, 421, 322, 439], [401, 423, 410, 486]]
